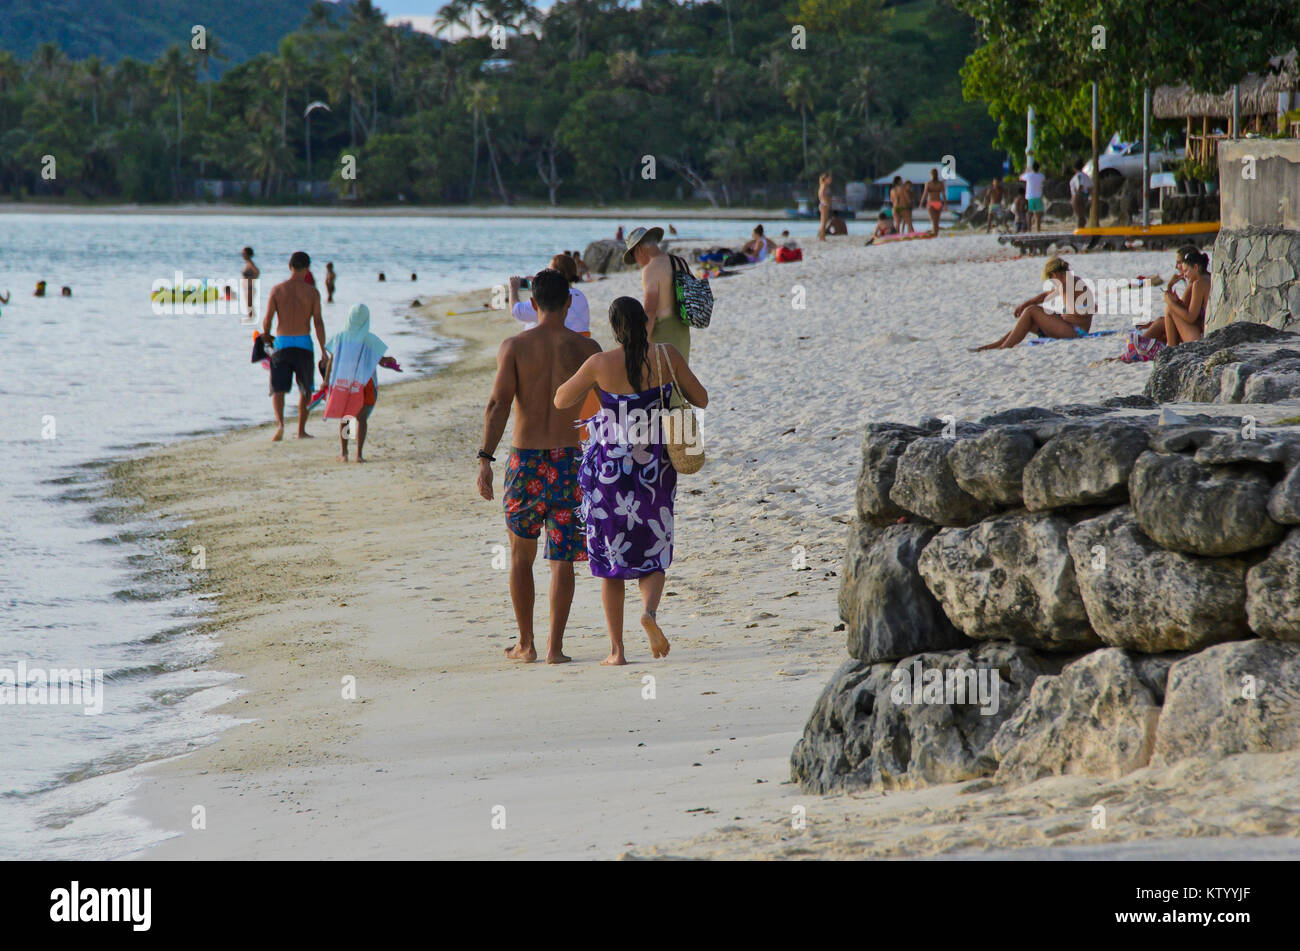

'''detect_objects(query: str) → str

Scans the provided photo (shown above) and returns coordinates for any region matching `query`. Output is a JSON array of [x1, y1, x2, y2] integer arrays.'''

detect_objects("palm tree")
[[706, 61, 734, 125], [303, 0, 335, 31], [190, 31, 227, 115], [861, 118, 902, 179], [30, 42, 66, 86], [274, 40, 308, 147], [244, 125, 292, 198], [568, 0, 598, 60], [329, 56, 364, 148], [347, 0, 386, 34], [464, 80, 509, 204], [811, 110, 855, 178], [78, 56, 107, 125], [153, 44, 195, 191], [759, 51, 787, 93], [784, 70, 817, 173], [843, 64, 879, 133], [114, 58, 149, 118], [433, 0, 473, 38], [0, 51, 21, 94]]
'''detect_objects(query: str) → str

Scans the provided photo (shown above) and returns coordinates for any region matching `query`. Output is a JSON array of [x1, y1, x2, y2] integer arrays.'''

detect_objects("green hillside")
[[0, 0, 322, 70]]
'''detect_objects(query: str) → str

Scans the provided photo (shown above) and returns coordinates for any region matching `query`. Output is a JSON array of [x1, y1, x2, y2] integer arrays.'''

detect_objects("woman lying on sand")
[[553, 297, 708, 666], [974, 256, 1093, 350]]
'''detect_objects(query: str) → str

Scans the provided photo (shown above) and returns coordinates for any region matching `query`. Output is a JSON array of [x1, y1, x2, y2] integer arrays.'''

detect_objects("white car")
[[1083, 137, 1185, 184]]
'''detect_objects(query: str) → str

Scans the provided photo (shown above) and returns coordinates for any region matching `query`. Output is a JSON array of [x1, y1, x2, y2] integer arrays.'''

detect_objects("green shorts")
[[1027, 197, 1044, 213]]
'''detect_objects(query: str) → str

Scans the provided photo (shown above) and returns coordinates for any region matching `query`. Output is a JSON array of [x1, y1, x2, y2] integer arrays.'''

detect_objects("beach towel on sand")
[[1024, 329, 1117, 346], [323, 303, 387, 420]]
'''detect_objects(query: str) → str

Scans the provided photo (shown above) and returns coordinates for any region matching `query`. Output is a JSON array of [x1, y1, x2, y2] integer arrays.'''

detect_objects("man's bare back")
[[263, 277, 322, 339], [500, 325, 600, 449]]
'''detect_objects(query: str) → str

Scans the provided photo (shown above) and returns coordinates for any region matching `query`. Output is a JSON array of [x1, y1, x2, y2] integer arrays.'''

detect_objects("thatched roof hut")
[[1153, 50, 1299, 162]]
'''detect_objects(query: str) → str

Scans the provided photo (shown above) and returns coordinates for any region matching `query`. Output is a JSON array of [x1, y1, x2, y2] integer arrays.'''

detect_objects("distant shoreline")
[[0, 202, 795, 220]]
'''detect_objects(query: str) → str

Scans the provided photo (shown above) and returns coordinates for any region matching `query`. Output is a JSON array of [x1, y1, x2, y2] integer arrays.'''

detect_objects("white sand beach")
[[112, 231, 1295, 860]]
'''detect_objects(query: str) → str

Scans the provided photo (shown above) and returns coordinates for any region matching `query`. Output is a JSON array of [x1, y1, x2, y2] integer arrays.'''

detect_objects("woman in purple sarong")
[[555, 297, 709, 666]]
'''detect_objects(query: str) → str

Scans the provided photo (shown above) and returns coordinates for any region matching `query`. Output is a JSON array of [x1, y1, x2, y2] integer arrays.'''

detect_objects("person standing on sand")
[[624, 226, 692, 365], [1020, 162, 1046, 233], [262, 251, 326, 441], [984, 177, 1005, 232], [554, 297, 709, 666], [921, 168, 947, 235], [477, 268, 602, 665], [816, 172, 832, 241], [891, 176, 915, 234]]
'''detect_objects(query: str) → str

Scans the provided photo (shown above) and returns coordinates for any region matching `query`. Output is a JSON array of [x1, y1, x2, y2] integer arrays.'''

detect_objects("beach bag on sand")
[[669, 254, 714, 329], [655, 344, 705, 474]]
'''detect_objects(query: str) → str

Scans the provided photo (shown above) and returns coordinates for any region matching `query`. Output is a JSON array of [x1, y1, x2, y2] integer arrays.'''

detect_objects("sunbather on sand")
[[975, 256, 1093, 351]]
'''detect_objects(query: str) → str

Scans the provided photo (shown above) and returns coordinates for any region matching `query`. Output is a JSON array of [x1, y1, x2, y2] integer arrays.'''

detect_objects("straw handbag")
[[654, 344, 705, 474]]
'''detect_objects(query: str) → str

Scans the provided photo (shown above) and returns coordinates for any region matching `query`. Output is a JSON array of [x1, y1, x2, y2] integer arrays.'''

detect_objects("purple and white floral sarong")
[[577, 385, 677, 579]]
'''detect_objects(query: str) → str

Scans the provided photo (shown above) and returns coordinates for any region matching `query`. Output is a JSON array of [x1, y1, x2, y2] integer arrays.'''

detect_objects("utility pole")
[[1089, 82, 1100, 228], [1141, 86, 1151, 227]]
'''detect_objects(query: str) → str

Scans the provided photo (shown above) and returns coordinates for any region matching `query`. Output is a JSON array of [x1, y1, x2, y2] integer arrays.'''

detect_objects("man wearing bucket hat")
[[623, 226, 691, 364], [973, 256, 1094, 350]]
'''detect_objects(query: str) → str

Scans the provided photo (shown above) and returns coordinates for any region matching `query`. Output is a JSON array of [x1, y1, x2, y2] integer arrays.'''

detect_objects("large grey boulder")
[[839, 521, 968, 663], [1022, 423, 1151, 510], [581, 239, 635, 274], [1194, 432, 1296, 466], [855, 423, 927, 526], [1269, 464, 1300, 524], [948, 426, 1037, 506], [790, 643, 1057, 793], [1246, 529, 1300, 641], [1067, 507, 1252, 652], [1242, 361, 1300, 402], [1143, 323, 1297, 403], [790, 659, 891, 793], [889, 436, 995, 526], [918, 513, 1100, 651], [1153, 640, 1300, 765], [992, 649, 1161, 783], [1129, 451, 1285, 555]]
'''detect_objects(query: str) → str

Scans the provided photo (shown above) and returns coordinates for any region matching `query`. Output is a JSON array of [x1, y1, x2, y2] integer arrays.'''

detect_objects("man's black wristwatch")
[[477, 450, 495, 462]]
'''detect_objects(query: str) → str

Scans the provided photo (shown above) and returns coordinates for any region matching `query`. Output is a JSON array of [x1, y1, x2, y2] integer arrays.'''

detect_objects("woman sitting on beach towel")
[[975, 256, 1094, 351], [553, 297, 708, 667], [322, 303, 387, 462], [1132, 246, 1210, 352]]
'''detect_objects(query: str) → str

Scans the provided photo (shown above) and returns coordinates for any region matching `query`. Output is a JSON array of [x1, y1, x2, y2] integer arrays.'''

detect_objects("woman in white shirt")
[[509, 254, 590, 334]]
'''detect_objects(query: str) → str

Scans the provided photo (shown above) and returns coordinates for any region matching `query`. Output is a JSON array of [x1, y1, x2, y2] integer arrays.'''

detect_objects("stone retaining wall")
[[794, 335, 1300, 793], [1207, 139, 1300, 333]]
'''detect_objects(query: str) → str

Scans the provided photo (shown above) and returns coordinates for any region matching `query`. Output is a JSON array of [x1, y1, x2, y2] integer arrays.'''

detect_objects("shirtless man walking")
[[262, 250, 326, 441], [623, 226, 690, 363], [477, 268, 601, 665]]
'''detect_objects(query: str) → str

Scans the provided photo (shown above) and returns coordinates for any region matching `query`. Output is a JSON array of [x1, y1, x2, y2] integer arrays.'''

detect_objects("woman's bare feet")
[[505, 643, 536, 662], [641, 611, 670, 658], [546, 652, 572, 665], [600, 651, 627, 666], [337, 454, 349, 463], [271, 426, 284, 442]]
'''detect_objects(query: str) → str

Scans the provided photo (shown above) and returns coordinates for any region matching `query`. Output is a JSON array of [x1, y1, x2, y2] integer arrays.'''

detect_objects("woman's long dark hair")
[[609, 296, 651, 391]]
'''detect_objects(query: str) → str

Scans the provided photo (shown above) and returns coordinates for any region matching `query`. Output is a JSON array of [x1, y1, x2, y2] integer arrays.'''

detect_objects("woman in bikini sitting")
[[975, 256, 1094, 351], [1137, 246, 1210, 347]]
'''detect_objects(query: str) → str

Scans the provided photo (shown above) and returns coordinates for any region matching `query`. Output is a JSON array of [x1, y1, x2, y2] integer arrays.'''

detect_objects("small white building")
[[873, 162, 972, 208]]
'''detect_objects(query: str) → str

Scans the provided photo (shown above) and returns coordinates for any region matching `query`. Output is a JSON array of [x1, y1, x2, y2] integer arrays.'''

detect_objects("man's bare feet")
[[336, 454, 349, 462], [546, 652, 572, 665], [296, 431, 313, 439], [356, 455, 366, 463], [641, 612, 670, 658], [505, 643, 537, 662], [600, 651, 627, 666], [271, 426, 284, 442]]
